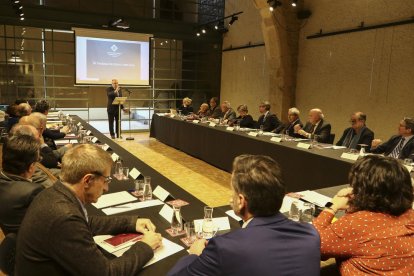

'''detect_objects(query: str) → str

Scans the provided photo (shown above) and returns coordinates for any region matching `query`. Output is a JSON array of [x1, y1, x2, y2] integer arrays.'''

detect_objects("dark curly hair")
[[34, 99, 50, 114], [348, 155, 413, 216]]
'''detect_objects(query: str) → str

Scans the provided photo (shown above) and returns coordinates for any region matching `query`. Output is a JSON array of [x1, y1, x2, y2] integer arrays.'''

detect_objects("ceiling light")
[[268, 0, 282, 11], [202, 28, 206, 34], [292, 0, 297, 7], [196, 32, 200, 37]]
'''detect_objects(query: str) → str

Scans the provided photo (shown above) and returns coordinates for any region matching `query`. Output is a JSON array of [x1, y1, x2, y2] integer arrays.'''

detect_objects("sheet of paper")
[[248, 132, 258, 137], [111, 153, 119, 162], [102, 199, 164, 215], [92, 191, 137, 209], [192, 120, 199, 124], [297, 142, 311, 149], [280, 195, 297, 213], [293, 138, 309, 142], [225, 210, 242, 222], [226, 127, 234, 131], [153, 186, 170, 201], [270, 137, 282, 143], [262, 132, 277, 137], [159, 204, 174, 223], [404, 164, 413, 172], [65, 133, 77, 138], [297, 190, 332, 207], [55, 140, 70, 146], [332, 145, 347, 150], [129, 168, 141, 179], [209, 122, 216, 127], [194, 217, 231, 231], [340, 152, 359, 161]]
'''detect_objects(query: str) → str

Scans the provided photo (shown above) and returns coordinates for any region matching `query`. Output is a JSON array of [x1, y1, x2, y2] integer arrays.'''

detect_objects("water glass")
[[134, 180, 144, 195], [202, 206, 214, 239], [289, 201, 300, 222], [171, 206, 183, 235], [258, 125, 264, 135], [142, 183, 152, 201], [121, 167, 129, 180], [144, 176, 151, 185], [184, 221, 196, 244], [300, 203, 315, 223], [114, 160, 123, 177]]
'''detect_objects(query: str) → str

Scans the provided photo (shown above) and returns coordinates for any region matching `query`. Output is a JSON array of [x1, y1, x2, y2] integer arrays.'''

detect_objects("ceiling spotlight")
[[268, 0, 282, 11], [20, 17, 24, 21], [19, 12, 24, 17], [214, 25, 218, 30], [228, 16, 238, 26], [14, 0, 20, 3], [202, 28, 206, 34], [291, 0, 297, 7], [196, 32, 200, 37]]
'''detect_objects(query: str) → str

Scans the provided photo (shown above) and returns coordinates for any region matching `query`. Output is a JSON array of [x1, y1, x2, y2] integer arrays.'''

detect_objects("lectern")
[[112, 97, 127, 139]]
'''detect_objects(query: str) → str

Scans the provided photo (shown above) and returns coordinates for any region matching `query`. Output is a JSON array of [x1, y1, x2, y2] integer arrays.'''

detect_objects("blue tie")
[[389, 138, 405, 158]]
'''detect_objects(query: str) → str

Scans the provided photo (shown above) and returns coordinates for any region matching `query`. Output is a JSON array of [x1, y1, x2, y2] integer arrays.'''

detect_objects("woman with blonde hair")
[[177, 97, 193, 115]]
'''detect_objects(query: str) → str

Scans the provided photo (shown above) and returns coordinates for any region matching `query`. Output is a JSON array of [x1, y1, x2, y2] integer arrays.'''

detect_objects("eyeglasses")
[[92, 171, 112, 184]]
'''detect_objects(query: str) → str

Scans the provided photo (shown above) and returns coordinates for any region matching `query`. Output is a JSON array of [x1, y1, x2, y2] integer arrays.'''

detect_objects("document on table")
[[225, 210, 242, 222], [297, 190, 332, 207], [94, 236, 184, 267], [102, 199, 164, 215], [280, 195, 297, 213], [92, 191, 137, 209], [193, 217, 231, 231]]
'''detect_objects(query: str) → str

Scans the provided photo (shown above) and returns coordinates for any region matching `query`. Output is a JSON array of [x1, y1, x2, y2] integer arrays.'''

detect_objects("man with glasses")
[[16, 144, 163, 275], [371, 117, 414, 159], [336, 112, 374, 151]]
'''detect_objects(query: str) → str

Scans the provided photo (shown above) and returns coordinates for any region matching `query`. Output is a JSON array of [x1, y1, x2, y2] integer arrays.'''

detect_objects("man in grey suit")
[[16, 144, 162, 275]]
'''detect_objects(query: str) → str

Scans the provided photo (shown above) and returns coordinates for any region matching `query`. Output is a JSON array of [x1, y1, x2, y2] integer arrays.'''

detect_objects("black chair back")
[[0, 233, 17, 276], [328, 133, 335, 144]]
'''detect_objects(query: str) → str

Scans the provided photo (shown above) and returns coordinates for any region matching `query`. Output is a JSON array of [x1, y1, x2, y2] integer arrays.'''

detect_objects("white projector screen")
[[74, 28, 152, 86]]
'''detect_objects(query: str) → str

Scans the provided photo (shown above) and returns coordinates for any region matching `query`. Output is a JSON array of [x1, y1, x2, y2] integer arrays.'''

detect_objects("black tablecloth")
[[150, 115, 355, 192]]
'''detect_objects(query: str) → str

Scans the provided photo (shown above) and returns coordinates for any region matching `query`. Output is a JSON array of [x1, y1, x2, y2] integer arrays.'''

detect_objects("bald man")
[[294, 108, 332, 143]]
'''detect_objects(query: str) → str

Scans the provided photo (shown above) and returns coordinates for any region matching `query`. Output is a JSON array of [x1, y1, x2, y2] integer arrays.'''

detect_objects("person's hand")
[[140, 231, 162, 250], [371, 139, 382, 148], [293, 124, 302, 133], [188, 238, 207, 256], [60, 126, 69, 134], [331, 187, 353, 212], [136, 218, 156, 232]]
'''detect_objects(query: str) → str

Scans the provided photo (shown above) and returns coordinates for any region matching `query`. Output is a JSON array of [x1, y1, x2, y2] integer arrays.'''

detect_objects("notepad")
[[102, 199, 164, 215], [92, 191, 137, 209]]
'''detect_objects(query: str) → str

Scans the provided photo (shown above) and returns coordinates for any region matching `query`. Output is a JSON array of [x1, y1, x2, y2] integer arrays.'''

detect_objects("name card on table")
[[297, 142, 311, 149], [171, 114, 176, 118], [102, 144, 110, 151], [77, 122, 82, 127], [404, 165, 413, 172], [340, 152, 359, 161], [226, 127, 234, 131], [129, 168, 141, 179], [153, 186, 170, 201], [159, 204, 174, 223], [111, 153, 119, 162], [92, 137, 98, 143], [248, 132, 258, 137], [209, 122, 216, 127], [192, 120, 200, 124], [270, 137, 282, 143], [86, 130, 92, 135]]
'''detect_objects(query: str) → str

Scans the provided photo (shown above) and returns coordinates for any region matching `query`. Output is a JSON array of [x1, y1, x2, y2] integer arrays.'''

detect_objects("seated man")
[[294, 108, 332, 143], [16, 144, 163, 275], [207, 97, 222, 119], [370, 117, 414, 159], [0, 135, 44, 234], [196, 103, 210, 118], [168, 155, 320, 276], [257, 101, 281, 132], [275, 107, 303, 136], [336, 112, 374, 150], [220, 101, 236, 122]]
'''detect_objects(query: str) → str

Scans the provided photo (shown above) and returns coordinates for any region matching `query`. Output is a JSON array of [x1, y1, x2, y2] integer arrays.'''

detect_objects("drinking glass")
[[114, 160, 123, 178], [121, 167, 129, 180], [134, 180, 144, 196], [144, 176, 151, 185], [289, 201, 300, 222], [300, 202, 315, 223], [171, 206, 183, 235], [142, 183, 152, 201], [202, 206, 214, 239], [184, 221, 196, 244]]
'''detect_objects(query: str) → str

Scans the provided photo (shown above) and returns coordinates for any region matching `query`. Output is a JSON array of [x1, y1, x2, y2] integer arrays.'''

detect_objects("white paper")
[[270, 137, 282, 143], [280, 196, 297, 213], [248, 132, 258, 137], [293, 138, 309, 142], [262, 132, 277, 137], [209, 122, 216, 127], [297, 142, 311, 149], [77, 122, 82, 127], [192, 120, 199, 124], [92, 191, 137, 209], [297, 190, 332, 207], [152, 186, 170, 201], [102, 144, 110, 151], [70, 140, 79, 144], [340, 152, 359, 161], [111, 153, 119, 162], [55, 140, 70, 146], [226, 127, 234, 131], [92, 137, 98, 143], [225, 210, 242, 221], [65, 133, 77, 138], [332, 145, 347, 150], [159, 204, 174, 223], [102, 199, 164, 215], [129, 168, 141, 179], [404, 165, 413, 172], [86, 130, 92, 135], [194, 217, 231, 231]]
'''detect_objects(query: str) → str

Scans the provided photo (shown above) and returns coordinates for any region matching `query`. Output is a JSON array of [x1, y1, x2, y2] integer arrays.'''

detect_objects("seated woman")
[[177, 97, 193, 115], [313, 155, 414, 275], [197, 103, 209, 118], [232, 104, 254, 128]]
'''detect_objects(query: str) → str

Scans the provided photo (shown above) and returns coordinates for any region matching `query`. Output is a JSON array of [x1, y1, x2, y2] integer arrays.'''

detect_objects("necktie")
[[389, 138, 405, 158], [310, 124, 316, 134]]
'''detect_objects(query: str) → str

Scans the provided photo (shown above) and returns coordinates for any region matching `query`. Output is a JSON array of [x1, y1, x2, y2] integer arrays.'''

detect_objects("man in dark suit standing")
[[371, 117, 414, 160], [257, 101, 281, 132], [107, 79, 126, 139], [336, 112, 374, 150], [295, 108, 332, 143], [168, 154, 320, 276], [16, 144, 163, 275]]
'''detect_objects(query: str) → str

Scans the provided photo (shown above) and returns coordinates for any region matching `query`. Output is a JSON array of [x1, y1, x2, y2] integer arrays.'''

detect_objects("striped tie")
[[389, 138, 405, 158]]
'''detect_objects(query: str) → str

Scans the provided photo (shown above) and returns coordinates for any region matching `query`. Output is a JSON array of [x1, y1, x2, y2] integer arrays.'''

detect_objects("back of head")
[[34, 100, 50, 114], [29, 112, 47, 128], [310, 108, 324, 119], [19, 115, 42, 130], [6, 104, 19, 117], [9, 124, 39, 139], [18, 103, 32, 117], [237, 104, 248, 113], [231, 155, 285, 216], [349, 155, 413, 216], [2, 135, 40, 175], [60, 144, 112, 185], [403, 117, 414, 135]]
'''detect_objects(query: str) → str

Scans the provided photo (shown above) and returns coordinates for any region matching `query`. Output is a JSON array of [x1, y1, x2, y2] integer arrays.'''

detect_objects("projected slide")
[[76, 35, 150, 86]]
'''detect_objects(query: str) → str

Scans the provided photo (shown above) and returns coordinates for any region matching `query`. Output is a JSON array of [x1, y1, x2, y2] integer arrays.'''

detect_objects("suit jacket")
[[371, 135, 414, 159], [16, 181, 154, 275], [40, 145, 60, 169], [222, 108, 236, 121], [336, 127, 374, 150], [177, 105, 194, 116], [43, 128, 65, 150], [276, 119, 303, 137], [0, 171, 44, 235], [235, 115, 254, 128], [257, 112, 281, 132], [301, 119, 332, 143], [168, 213, 320, 276], [207, 106, 222, 119], [107, 86, 124, 114]]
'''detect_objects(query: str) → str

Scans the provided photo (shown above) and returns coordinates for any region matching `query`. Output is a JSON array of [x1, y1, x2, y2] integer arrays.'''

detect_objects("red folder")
[[103, 233, 143, 248]]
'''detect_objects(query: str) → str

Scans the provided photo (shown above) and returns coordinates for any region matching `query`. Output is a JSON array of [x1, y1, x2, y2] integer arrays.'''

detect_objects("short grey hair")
[[288, 107, 300, 116], [61, 144, 113, 184], [237, 104, 248, 113], [259, 101, 271, 111], [310, 108, 324, 119], [222, 101, 231, 109]]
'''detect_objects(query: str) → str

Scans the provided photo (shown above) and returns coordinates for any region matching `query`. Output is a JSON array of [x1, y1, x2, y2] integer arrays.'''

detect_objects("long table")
[[71, 116, 240, 275], [150, 115, 355, 192]]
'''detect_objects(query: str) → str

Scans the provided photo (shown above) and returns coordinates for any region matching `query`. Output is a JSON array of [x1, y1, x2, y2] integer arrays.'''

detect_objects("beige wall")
[[221, 0, 269, 120], [296, 0, 414, 141]]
